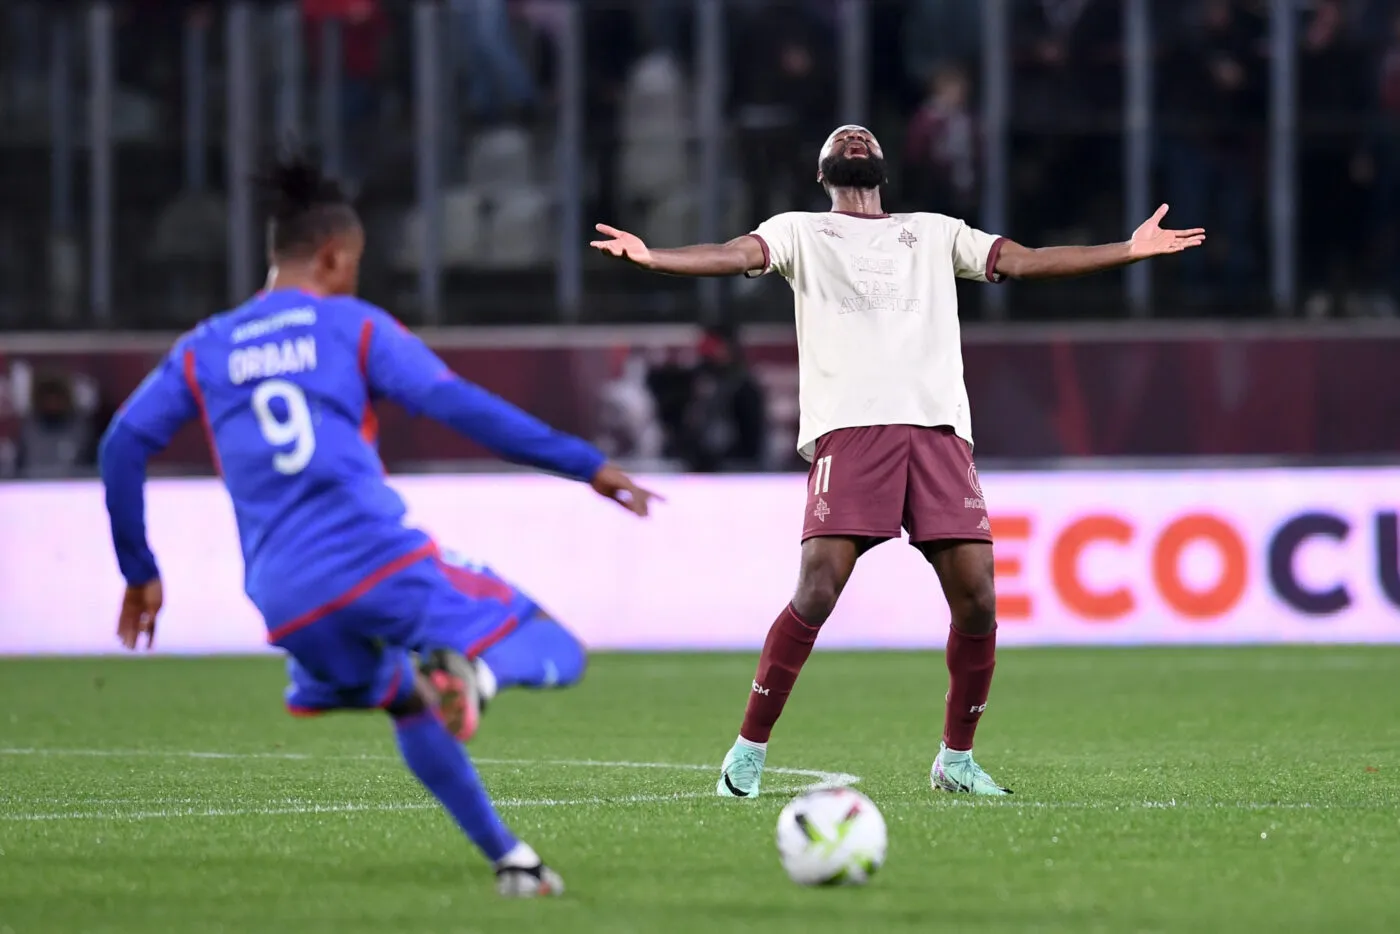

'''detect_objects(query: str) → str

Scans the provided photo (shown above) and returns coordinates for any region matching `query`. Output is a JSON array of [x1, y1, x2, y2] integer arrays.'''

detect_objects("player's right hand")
[[117, 579, 164, 651], [590, 463, 663, 518], [590, 224, 653, 268]]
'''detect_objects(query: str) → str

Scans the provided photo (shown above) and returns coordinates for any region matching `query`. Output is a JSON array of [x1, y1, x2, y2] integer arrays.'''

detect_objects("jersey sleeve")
[[99, 338, 202, 585], [744, 213, 800, 279], [359, 306, 606, 481], [950, 220, 1007, 283]]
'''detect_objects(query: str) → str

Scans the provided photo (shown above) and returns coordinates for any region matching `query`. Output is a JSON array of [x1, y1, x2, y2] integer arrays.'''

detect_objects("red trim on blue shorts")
[[465, 615, 520, 659], [266, 541, 439, 643]]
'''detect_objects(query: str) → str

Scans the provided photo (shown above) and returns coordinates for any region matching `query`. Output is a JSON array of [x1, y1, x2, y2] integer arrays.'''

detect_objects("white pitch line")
[[0, 747, 859, 823], [3, 788, 820, 824], [0, 748, 862, 790], [4, 802, 440, 823], [477, 757, 861, 788]]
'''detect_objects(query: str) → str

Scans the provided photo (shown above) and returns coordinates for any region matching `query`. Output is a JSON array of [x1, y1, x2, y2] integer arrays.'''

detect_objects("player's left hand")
[[590, 463, 664, 518], [117, 579, 164, 651], [1128, 204, 1205, 258]]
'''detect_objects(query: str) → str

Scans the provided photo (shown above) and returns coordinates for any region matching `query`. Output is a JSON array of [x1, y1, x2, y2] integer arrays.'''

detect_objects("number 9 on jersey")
[[251, 378, 317, 475]]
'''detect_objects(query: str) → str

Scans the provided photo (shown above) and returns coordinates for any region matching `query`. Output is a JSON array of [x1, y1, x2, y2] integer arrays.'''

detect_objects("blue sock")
[[393, 711, 517, 862], [480, 618, 587, 690]]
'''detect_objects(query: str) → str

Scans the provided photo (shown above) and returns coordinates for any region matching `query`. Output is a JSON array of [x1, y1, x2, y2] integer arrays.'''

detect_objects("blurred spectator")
[[904, 63, 978, 217], [0, 355, 18, 477], [645, 348, 694, 461], [673, 327, 768, 474], [903, 0, 982, 91], [449, 0, 537, 125], [1298, 0, 1372, 316], [1014, 0, 1123, 117], [730, 6, 836, 227], [596, 348, 665, 461], [618, 49, 692, 241], [15, 369, 97, 479], [303, 0, 388, 187], [1159, 0, 1266, 309], [1011, 0, 1123, 244]]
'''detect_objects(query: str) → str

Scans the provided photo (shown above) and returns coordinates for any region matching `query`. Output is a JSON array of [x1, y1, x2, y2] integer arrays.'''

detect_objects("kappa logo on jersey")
[[898, 228, 918, 248], [977, 515, 991, 532], [818, 226, 843, 238], [813, 497, 831, 522]]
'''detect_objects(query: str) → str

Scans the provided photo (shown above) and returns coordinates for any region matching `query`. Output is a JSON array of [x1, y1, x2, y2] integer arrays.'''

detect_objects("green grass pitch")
[[2, 648, 1398, 934]]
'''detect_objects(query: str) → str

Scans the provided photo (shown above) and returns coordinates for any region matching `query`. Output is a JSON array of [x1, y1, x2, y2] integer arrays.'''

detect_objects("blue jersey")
[[100, 290, 605, 635]]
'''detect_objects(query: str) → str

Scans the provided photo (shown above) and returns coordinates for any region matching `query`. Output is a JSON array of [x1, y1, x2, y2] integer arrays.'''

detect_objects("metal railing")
[[1, 0, 1379, 329]]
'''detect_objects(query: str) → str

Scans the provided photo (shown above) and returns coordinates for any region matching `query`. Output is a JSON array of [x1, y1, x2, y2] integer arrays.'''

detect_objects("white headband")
[[819, 125, 878, 167]]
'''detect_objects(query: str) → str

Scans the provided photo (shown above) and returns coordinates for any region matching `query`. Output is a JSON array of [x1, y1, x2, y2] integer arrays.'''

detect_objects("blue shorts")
[[419, 556, 543, 657], [274, 556, 481, 716]]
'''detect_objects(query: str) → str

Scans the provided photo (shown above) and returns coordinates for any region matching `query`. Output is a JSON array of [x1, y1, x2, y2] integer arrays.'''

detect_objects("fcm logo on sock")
[[752, 681, 770, 696]]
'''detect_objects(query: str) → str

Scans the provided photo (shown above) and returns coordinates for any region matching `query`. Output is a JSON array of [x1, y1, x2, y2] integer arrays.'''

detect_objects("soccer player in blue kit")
[[98, 156, 658, 897]]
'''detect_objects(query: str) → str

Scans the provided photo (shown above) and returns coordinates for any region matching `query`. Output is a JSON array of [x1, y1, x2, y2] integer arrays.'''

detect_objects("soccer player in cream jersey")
[[591, 125, 1204, 797]]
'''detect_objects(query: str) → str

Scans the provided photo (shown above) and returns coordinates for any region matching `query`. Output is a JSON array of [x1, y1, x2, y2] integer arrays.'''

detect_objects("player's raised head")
[[817, 125, 887, 192], [256, 153, 363, 296]]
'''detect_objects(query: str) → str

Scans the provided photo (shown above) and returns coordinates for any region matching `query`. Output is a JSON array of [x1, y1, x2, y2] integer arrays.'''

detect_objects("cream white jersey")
[[747, 210, 1005, 460]]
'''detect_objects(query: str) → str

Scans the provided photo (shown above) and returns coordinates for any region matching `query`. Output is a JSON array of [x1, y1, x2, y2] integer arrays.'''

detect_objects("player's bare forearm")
[[993, 241, 1136, 280], [591, 224, 765, 277], [646, 239, 764, 277], [994, 205, 1205, 280], [991, 203, 1209, 280]]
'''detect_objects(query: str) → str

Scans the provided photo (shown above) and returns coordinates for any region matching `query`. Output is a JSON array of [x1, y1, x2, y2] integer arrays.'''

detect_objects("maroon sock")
[[739, 604, 821, 743], [943, 625, 997, 751]]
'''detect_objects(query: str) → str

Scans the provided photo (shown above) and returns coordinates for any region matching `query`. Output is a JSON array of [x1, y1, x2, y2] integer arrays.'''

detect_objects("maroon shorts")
[[802, 425, 992, 544]]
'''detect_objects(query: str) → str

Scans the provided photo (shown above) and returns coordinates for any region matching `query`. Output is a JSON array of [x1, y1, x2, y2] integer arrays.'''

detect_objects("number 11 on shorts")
[[812, 455, 833, 495]]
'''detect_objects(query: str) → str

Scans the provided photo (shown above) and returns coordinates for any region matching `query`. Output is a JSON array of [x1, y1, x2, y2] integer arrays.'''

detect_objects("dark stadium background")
[[2, 5, 1398, 933]]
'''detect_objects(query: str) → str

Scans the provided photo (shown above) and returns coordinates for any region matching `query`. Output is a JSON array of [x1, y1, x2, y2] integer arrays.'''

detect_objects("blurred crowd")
[[596, 325, 774, 473], [3, 0, 1400, 326], [0, 362, 108, 479]]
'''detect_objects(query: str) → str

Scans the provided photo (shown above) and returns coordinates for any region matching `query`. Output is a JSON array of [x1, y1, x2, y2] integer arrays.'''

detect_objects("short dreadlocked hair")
[[255, 153, 359, 259]]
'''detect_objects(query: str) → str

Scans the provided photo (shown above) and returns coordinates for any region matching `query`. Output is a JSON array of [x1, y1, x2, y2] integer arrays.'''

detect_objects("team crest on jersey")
[[813, 497, 831, 522], [967, 462, 984, 498], [898, 228, 918, 248], [964, 462, 987, 510]]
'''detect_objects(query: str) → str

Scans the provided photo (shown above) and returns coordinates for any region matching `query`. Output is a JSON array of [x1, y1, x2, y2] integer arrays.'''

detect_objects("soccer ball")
[[775, 787, 887, 887]]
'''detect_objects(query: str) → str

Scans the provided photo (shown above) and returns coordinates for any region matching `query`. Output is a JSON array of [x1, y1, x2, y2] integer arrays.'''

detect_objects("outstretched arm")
[[362, 310, 659, 516], [994, 204, 1204, 280], [590, 224, 766, 277]]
